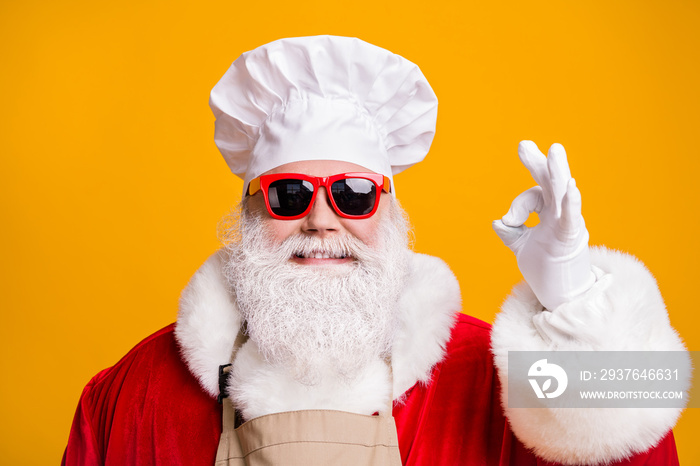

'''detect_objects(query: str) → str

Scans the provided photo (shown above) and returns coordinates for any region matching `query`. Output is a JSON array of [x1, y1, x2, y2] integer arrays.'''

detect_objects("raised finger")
[[560, 178, 583, 233], [547, 143, 572, 216], [518, 140, 552, 194]]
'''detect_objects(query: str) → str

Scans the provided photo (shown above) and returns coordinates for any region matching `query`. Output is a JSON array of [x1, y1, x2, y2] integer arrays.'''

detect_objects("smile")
[[294, 250, 349, 259]]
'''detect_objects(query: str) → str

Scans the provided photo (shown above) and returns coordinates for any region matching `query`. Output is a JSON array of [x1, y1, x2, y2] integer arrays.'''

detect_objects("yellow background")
[[1, 0, 698, 463]]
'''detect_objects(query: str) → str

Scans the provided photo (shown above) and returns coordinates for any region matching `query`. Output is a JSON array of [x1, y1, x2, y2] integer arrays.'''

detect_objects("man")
[[63, 36, 686, 465]]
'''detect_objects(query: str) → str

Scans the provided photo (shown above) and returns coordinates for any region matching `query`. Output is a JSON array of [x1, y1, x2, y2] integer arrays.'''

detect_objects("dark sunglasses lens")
[[268, 179, 314, 217], [330, 178, 377, 216]]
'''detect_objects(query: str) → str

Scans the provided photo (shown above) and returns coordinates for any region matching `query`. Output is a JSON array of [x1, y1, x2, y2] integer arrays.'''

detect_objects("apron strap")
[[218, 328, 250, 404], [215, 328, 250, 464]]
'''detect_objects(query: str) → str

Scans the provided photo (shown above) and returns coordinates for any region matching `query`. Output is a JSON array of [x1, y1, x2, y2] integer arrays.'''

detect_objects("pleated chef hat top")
[[209, 35, 438, 195]]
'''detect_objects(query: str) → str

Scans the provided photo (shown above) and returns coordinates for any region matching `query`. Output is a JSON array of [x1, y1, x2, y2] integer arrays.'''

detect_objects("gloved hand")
[[492, 140, 596, 311]]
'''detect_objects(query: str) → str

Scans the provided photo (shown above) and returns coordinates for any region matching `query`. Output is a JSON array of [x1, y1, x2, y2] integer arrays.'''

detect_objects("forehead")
[[263, 160, 376, 177]]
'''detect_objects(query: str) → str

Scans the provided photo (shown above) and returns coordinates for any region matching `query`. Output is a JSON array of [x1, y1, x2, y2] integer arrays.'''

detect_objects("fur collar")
[[175, 249, 460, 419]]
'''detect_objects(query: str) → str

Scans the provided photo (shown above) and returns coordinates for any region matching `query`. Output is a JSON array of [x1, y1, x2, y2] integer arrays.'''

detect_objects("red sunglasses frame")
[[247, 172, 391, 220]]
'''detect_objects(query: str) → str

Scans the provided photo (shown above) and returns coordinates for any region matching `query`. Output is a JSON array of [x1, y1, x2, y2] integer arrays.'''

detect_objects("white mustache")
[[249, 222, 387, 267], [284, 235, 356, 260]]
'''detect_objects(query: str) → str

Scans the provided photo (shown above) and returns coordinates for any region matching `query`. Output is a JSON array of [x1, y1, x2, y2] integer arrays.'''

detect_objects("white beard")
[[221, 199, 410, 386]]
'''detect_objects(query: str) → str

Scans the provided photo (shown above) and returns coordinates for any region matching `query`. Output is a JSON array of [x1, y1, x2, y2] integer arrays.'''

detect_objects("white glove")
[[492, 141, 596, 311]]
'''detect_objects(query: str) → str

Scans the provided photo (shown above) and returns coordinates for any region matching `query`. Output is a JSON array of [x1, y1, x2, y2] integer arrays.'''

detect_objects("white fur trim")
[[491, 246, 689, 465], [391, 252, 461, 399], [229, 339, 393, 420], [174, 250, 241, 398], [175, 250, 461, 417]]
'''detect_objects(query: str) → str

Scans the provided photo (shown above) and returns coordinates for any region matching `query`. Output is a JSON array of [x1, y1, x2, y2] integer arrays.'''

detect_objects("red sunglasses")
[[247, 172, 391, 220]]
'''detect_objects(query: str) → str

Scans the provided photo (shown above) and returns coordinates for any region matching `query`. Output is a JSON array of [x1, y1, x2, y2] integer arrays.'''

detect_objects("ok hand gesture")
[[492, 141, 596, 311]]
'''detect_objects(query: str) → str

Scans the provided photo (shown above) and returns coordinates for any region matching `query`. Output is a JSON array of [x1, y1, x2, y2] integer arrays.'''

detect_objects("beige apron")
[[214, 336, 401, 465]]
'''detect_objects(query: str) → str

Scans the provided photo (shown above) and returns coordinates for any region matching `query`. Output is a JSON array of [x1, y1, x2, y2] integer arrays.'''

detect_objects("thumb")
[[492, 220, 528, 253]]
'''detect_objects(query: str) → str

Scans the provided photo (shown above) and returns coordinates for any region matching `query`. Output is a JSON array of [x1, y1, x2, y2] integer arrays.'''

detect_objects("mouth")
[[291, 249, 352, 264], [294, 250, 349, 259]]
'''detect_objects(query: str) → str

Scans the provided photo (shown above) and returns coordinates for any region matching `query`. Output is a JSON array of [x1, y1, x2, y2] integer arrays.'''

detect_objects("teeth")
[[294, 250, 349, 259]]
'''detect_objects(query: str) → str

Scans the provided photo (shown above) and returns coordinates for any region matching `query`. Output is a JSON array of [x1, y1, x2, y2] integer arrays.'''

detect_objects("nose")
[[301, 187, 343, 236]]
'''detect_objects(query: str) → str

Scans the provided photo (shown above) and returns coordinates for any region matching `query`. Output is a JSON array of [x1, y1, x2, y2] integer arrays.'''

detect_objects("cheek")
[[346, 222, 380, 246], [342, 201, 388, 245], [247, 194, 303, 244], [264, 218, 303, 244]]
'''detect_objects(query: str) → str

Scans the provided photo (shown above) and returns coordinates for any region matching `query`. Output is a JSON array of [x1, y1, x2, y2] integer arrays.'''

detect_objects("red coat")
[[62, 314, 678, 465]]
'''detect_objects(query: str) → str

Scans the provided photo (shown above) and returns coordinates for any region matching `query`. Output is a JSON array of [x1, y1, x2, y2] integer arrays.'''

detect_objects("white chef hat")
[[209, 35, 438, 195]]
